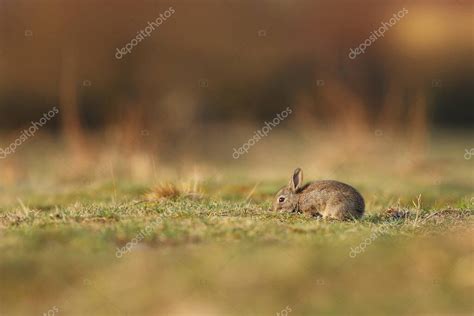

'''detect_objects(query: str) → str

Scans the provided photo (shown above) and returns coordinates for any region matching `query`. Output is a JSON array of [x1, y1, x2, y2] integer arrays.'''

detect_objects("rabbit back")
[[298, 180, 365, 219]]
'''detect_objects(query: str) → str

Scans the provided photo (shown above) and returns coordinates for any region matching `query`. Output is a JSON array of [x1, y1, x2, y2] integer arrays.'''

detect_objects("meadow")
[[0, 1, 472, 315], [0, 132, 472, 315]]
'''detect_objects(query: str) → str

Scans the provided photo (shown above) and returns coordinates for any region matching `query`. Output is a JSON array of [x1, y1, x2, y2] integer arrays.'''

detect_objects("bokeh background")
[[0, 0, 472, 206], [0, 0, 472, 158]]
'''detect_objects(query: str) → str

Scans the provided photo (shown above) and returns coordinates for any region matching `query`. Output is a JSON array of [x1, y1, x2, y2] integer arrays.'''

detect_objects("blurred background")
[[0, 0, 472, 193]]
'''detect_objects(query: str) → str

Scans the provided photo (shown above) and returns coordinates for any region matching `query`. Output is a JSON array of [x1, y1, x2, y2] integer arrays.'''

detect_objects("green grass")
[[0, 134, 473, 315], [1, 191, 472, 316]]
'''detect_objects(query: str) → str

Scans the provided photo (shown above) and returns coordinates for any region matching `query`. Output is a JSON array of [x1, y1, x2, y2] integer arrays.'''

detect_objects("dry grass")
[[145, 181, 203, 201]]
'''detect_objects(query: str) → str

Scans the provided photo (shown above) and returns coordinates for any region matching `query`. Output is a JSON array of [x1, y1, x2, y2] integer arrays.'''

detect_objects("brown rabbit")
[[272, 168, 365, 220]]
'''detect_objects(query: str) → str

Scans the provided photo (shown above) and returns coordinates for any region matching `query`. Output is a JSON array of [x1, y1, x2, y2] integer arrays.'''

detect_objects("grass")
[[0, 133, 473, 315]]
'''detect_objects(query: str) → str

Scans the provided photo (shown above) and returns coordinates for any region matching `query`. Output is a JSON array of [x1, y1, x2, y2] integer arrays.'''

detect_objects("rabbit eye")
[[278, 196, 285, 203]]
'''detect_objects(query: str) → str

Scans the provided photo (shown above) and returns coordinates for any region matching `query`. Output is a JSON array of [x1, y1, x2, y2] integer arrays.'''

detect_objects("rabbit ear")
[[289, 168, 303, 192]]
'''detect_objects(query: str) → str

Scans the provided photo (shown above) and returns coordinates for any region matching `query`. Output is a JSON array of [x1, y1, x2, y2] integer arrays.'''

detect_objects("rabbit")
[[272, 168, 365, 220]]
